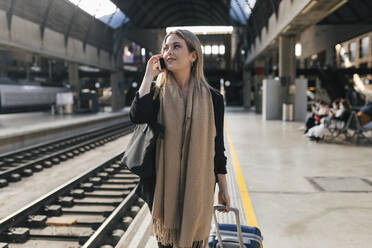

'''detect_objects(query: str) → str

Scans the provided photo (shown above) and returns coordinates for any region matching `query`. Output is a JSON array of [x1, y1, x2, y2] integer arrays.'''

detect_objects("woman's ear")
[[191, 51, 197, 63]]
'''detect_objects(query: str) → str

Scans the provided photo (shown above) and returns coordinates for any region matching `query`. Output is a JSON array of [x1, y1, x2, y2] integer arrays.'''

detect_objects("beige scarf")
[[152, 76, 216, 248]]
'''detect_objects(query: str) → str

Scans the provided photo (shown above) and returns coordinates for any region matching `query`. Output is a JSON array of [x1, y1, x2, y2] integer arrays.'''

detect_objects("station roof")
[[319, 0, 372, 25], [244, 0, 372, 53], [110, 0, 256, 28]]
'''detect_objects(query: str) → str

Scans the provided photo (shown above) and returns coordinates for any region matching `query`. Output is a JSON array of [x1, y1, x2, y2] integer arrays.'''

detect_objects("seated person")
[[353, 73, 372, 128], [304, 99, 320, 134], [307, 99, 351, 141], [358, 101, 372, 128], [314, 100, 330, 124], [304, 100, 329, 133], [322, 99, 341, 127]]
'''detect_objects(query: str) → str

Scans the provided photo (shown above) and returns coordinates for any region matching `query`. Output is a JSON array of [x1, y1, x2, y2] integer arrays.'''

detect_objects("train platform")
[[141, 107, 372, 248], [0, 108, 130, 154]]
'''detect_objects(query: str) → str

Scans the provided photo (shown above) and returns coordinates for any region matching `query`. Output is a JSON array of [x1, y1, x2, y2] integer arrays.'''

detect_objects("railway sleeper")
[[62, 205, 114, 217], [73, 197, 123, 206], [27, 215, 47, 228], [0, 227, 29, 243], [21, 169, 33, 177], [32, 164, 43, 172], [29, 226, 94, 245], [43, 205, 62, 216], [0, 179, 8, 187], [80, 182, 94, 192]]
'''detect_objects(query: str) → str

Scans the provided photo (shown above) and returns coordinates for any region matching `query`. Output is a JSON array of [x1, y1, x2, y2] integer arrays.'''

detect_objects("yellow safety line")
[[225, 119, 259, 228]]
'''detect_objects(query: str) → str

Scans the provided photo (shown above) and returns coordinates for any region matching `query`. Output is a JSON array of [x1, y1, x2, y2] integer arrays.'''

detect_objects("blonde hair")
[[153, 29, 216, 99]]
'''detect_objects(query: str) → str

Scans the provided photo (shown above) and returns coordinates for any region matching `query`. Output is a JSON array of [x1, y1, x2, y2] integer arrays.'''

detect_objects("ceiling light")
[[166, 26, 233, 35]]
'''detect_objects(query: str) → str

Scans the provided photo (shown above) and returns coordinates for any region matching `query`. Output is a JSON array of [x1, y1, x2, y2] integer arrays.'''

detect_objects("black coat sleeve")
[[129, 83, 159, 124], [211, 90, 227, 183]]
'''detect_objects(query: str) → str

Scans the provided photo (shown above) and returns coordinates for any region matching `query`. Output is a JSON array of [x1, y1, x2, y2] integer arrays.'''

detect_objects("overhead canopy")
[[244, 0, 372, 52], [319, 0, 372, 25], [111, 0, 256, 28]]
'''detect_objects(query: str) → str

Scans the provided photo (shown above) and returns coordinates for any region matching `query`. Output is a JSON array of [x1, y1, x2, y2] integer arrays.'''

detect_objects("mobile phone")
[[158, 58, 166, 70]]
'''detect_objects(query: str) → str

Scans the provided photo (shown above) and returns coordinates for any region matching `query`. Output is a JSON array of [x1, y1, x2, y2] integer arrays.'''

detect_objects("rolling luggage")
[[208, 205, 263, 248]]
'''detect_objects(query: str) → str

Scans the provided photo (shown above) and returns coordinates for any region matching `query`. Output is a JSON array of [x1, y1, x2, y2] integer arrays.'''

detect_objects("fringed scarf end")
[[153, 218, 178, 246]]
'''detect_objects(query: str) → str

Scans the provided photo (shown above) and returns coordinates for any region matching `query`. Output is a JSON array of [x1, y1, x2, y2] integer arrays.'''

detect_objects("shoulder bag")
[[121, 122, 165, 178]]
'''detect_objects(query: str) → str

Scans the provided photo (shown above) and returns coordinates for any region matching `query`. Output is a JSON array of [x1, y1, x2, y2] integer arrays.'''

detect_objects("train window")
[[349, 42, 356, 61], [359, 63, 367, 68], [360, 36, 369, 58]]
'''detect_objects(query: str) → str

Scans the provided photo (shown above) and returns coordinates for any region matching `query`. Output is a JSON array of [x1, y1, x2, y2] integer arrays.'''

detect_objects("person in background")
[[353, 74, 372, 128], [307, 99, 351, 141]]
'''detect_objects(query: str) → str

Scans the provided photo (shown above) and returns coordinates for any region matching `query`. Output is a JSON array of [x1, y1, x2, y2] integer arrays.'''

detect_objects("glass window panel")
[[349, 42, 356, 61], [360, 36, 369, 58]]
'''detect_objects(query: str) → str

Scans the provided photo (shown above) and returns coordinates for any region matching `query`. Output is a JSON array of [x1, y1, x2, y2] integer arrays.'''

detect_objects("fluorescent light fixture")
[[30, 65, 41, 72], [141, 48, 146, 56], [79, 65, 100, 72], [219, 45, 225, 55], [205, 45, 212, 55], [295, 43, 302, 57], [301, 0, 318, 14], [325, 0, 348, 16], [166, 26, 233, 35], [212, 45, 219, 55]]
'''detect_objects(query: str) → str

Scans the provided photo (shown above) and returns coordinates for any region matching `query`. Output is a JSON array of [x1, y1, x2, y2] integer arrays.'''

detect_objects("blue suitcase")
[[208, 205, 263, 248]]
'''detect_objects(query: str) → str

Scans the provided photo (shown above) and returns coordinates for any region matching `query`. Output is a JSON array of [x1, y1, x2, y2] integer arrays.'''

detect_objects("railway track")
[[0, 153, 143, 248], [0, 122, 134, 188]]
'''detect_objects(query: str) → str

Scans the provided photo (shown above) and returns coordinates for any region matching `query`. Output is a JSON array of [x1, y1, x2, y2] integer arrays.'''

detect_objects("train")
[[0, 77, 70, 113]]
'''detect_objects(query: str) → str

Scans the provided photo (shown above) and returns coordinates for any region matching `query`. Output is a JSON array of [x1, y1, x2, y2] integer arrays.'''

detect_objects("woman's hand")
[[217, 174, 230, 213], [218, 188, 231, 213], [145, 54, 165, 79]]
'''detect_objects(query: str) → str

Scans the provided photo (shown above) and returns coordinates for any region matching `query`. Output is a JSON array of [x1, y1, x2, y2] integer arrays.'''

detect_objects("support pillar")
[[110, 71, 126, 112], [253, 59, 265, 114], [278, 35, 296, 117], [279, 35, 296, 80], [68, 62, 80, 103], [242, 69, 252, 109]]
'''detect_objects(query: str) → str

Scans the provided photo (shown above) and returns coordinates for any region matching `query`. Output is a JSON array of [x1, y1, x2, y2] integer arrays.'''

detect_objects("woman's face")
[[163, 34, 196, 72]]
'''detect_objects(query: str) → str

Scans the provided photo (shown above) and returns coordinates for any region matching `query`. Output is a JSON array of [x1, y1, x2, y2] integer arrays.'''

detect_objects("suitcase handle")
[[213, 205, 244, 248]]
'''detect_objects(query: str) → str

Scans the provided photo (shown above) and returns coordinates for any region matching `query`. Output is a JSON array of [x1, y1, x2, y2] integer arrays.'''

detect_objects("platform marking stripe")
[[225, 119, 259, 228]]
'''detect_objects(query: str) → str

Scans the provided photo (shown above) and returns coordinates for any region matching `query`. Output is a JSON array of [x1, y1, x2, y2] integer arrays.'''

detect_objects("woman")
[[129, 29, 230, 248]]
